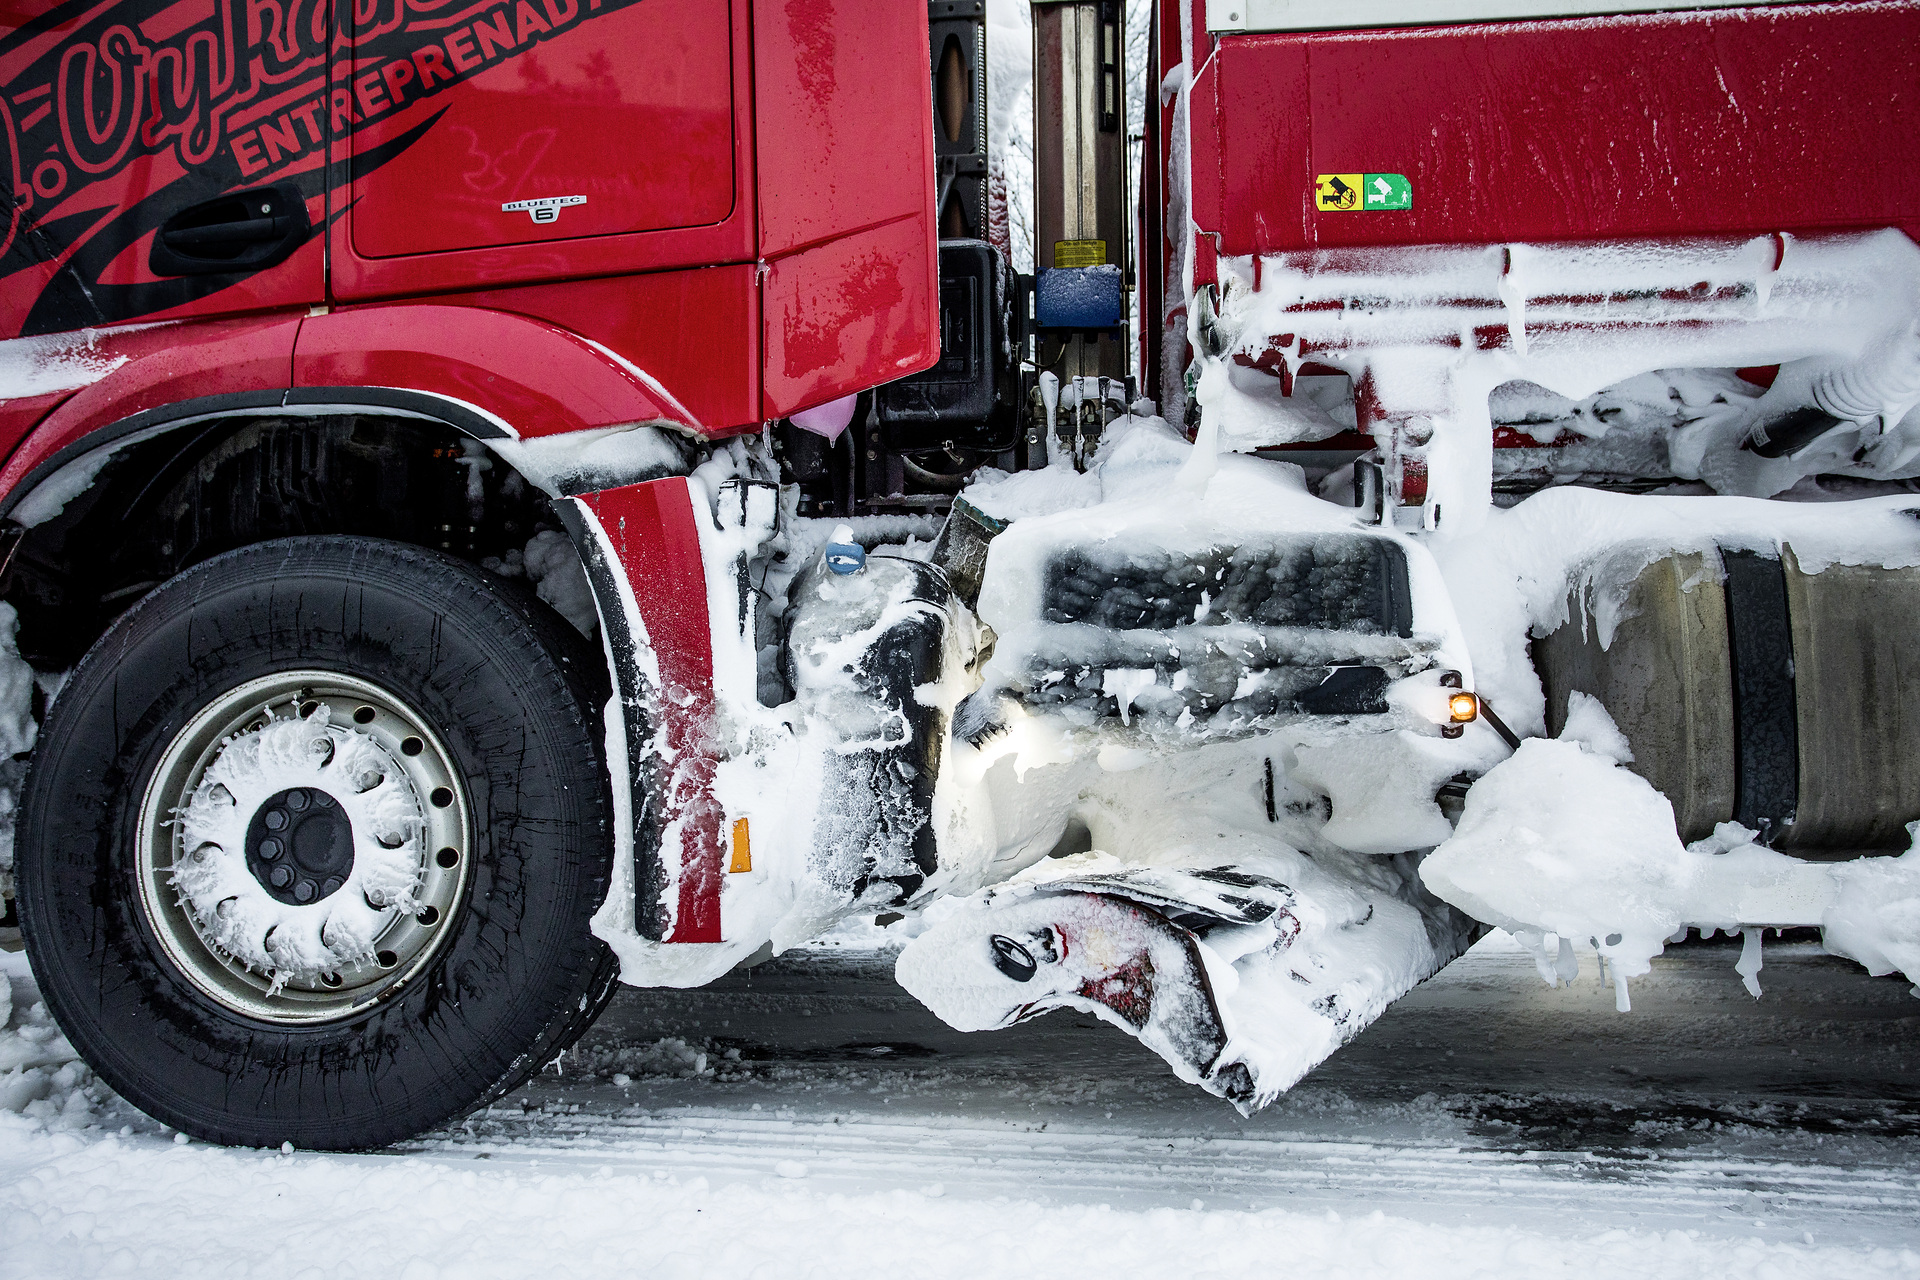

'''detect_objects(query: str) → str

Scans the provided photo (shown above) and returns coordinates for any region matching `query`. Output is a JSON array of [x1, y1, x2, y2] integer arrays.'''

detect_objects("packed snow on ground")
[[5, 941, 1920, 1279]]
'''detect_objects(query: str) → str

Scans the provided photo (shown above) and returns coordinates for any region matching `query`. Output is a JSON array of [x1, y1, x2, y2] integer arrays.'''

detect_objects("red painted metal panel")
[[578, 478, 724, 944], [347, 0, 736, 259], [753, 0, 938, 419], [753, 0, 936, 260], [438, 268, 762, 436], [293, 303, 689, 437], [0, 0, 326, 337], [0, 313, 300, 497], [329, 0, 757, 302], [0, 391, 77, 470], [762, 215, 941, 420], [1200, 2, 1920, 257]]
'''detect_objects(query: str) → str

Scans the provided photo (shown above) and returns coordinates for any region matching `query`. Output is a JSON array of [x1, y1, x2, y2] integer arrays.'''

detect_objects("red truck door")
[[0, 0, 327, 337], [332, 0, 741, 299]]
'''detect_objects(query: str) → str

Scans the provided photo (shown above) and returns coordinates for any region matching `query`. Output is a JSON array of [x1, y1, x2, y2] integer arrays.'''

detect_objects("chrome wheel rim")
[[136, 671, 471, 1024]]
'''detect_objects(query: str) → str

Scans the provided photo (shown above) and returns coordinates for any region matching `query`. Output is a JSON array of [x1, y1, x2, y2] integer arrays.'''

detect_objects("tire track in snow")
[[401, 1107, 1920, 1239]]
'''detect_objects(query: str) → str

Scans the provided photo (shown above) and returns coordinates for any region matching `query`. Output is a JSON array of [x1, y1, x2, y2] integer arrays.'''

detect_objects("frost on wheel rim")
[[139, 671, 470, 1023]]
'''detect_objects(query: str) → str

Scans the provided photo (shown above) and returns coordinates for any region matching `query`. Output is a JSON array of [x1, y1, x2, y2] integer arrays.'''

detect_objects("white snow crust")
[[1202, 231, 1920, 526], [173, 708, 425, 984], [0, 604, 39, 907], [486, 421, 690, 497], [0, 329, 133, 400], [5, 1115, 1913, 1280], [1430, 486, 1920, 738]]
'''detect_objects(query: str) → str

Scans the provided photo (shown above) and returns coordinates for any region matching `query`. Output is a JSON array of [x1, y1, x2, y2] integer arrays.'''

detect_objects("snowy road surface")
[[3, 931, 1919, 1278]]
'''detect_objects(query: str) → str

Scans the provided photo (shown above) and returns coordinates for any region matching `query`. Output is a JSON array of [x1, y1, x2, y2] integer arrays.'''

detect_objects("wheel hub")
[[245, 787, 353, 905], [137, 672, 471, 1024]]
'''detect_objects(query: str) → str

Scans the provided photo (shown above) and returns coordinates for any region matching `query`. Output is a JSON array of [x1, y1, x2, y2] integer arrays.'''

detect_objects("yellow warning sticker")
[[1315, 174, 1364, 211], [1316, 173, 1412, 212], [1053, 239, 1109, 268]]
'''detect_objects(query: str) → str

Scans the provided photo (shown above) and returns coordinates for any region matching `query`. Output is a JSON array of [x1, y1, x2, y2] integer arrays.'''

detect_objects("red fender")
[[0, 313, 301, 502], [0, 301, 720, 511], [293, 304, 699, 438]]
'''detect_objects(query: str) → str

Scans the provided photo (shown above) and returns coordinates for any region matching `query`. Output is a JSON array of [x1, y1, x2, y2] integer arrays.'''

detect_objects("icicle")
[[1515, 929, 1560, 988], [1040, 372, 1063, 467], [1737, 927, 1764, 999], [1554, 936, 1578, 986], [1613, 974, 1631, 1013], [1666, 925, 1689, 945]]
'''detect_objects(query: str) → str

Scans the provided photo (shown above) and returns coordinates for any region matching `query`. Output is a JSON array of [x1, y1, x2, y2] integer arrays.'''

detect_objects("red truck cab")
[[0, 0, 941, 1150]]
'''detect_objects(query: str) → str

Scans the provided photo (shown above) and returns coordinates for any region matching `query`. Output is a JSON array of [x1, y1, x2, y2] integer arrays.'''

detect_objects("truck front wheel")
[[16, 536, 617, 1149]]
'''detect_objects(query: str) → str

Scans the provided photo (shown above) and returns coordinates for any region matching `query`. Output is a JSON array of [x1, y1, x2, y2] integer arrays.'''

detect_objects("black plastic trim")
[[0, 388, 513, 524], [0, 390, 287, 522], [283, 387, 510, 439]]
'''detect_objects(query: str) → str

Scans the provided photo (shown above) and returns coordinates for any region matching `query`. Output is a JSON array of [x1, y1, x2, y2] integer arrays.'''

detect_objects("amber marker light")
[[729, 817, 752, 873], [1448, 692, 1479, 723]]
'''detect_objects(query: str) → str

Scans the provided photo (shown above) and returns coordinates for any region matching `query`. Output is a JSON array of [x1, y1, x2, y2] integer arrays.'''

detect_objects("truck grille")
[[1012, 534, 1423, 733], [1042, 535, 1413, 637]]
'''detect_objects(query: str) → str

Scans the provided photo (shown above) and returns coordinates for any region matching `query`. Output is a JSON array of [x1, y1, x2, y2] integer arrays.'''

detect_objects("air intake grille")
[[1042, 535, 1413, 636]]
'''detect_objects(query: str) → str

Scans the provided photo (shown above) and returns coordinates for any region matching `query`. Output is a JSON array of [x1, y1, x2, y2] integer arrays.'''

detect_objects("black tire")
[[16, 536, 619, 1149]]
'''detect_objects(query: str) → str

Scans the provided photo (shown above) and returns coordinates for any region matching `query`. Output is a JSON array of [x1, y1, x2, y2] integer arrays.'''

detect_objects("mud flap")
[[896, 857, 1471, 1112]]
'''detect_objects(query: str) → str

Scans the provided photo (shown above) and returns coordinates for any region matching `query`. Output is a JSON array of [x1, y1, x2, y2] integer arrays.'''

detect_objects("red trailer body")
[[1145, 0, 1920, 428]]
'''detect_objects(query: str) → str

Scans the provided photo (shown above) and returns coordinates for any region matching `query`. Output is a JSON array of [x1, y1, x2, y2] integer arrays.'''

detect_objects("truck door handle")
[[161, 216, 294, 250], [150, 184, 311, 277]]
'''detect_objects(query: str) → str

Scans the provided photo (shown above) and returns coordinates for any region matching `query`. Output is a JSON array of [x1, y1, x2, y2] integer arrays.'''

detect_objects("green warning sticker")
[[1315, 173, 1412, 212]]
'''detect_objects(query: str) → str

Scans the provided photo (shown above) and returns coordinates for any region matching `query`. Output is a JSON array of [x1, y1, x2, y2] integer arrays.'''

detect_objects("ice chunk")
[[1822, 841, 1920, 994], [1420, 724, 1694, 986]]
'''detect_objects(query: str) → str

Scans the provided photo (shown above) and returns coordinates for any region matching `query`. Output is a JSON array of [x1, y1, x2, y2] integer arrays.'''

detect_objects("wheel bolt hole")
[[321, 972, 343, 988], [417, 905, 440, 926], [375, 831, 405, 850], [299, 701, 320, 717], [353, 769, 384, 793], [401, 736, 424, 757], [435, 847, 459, 869], [353, 706, 377, 725], [430, 787, 454, 809], [376, 949, 398, 968]]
